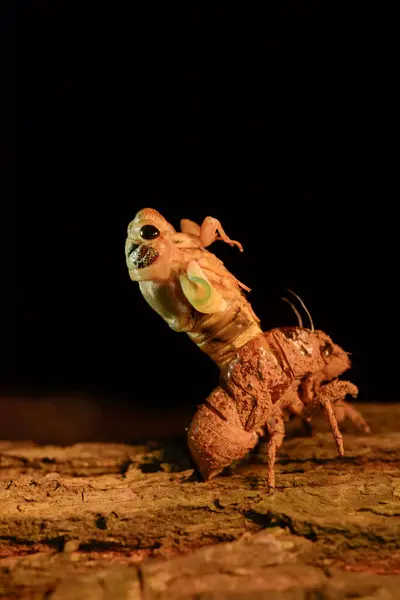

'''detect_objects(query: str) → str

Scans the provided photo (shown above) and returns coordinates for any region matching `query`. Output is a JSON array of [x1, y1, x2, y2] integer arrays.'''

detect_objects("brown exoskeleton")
[[274, 292, 370, 443], [125, 208, 369, 489]]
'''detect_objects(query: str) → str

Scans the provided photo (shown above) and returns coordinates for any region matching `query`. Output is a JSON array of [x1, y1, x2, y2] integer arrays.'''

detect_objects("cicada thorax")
[[220, 326, 335, 434], [222, 333, 291, 432], [265, 327, 327, 380]]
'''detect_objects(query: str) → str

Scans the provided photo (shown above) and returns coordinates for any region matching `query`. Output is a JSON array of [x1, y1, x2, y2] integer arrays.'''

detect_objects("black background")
[[6, 3, 398, 420]]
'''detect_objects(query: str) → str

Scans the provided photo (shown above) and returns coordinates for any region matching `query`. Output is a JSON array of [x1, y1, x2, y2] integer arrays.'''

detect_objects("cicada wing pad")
[[223, 335, 289, 432]]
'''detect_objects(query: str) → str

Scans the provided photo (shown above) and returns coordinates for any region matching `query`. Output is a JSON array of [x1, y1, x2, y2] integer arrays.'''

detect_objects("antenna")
[[281, 296, 303, 327], [284, 289, 315, 331]]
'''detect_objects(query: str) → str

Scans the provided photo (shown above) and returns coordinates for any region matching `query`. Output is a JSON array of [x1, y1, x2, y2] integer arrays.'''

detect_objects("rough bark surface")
[[1, 403, 399, 599]]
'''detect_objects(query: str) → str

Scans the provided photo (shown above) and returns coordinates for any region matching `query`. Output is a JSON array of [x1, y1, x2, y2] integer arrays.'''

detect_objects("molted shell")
[[187, 386, 259, 480]]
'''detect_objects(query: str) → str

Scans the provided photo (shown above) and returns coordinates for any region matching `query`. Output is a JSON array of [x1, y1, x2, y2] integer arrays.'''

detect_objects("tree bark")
[[1, 403, 399, 599]]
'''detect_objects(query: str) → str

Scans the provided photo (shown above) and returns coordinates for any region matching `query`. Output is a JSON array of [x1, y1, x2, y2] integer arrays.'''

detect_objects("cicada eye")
[[321, 341, 333, 357], [139, 224, 160, 240]]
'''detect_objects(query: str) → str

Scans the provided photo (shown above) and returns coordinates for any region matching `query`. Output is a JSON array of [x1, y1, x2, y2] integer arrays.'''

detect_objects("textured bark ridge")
[[1, 403, 400, 599]]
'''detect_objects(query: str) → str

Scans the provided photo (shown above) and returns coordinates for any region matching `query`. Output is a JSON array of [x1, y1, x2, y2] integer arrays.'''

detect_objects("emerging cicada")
[[125, 208, 369, 489]]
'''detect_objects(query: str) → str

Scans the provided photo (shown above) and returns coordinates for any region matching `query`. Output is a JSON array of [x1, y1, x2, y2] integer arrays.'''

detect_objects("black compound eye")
[[140, 224, 160, 240], [321, 341, 333, 357]]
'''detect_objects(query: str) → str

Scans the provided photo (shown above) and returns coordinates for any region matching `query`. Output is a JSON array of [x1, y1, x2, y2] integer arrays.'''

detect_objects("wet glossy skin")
[[125, 210, 176, 283], [125, 208, 262, 367]]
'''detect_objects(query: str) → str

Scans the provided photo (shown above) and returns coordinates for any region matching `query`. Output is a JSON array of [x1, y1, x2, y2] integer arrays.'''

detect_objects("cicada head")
[[125, 208, 176, 282], [316, 330, 352, 379]]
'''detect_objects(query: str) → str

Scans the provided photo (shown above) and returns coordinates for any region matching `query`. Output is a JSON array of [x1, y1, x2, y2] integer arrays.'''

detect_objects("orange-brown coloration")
[[188, 326, 369, 487], [126, 209, 369, 489]]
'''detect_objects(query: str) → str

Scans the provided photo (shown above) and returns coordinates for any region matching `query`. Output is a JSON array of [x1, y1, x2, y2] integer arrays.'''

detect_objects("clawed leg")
[[200, 216, 244, 252], [318, 380, 370, 433], [297, 386, 344, 456], [299, 375, 370, 444], [334, 399, 371, 434], [319, 395, 344, 456], [317, 379, 371, 456], [265, 412, 285, 490]]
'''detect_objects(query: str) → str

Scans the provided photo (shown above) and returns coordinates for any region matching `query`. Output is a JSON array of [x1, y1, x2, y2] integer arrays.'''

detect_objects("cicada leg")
[[319, 396, 344, 456], [333, 398, 371, 434], [317, 380, 370, 455], [265, 411, 285, 490], [199, 216, 243, 251]]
